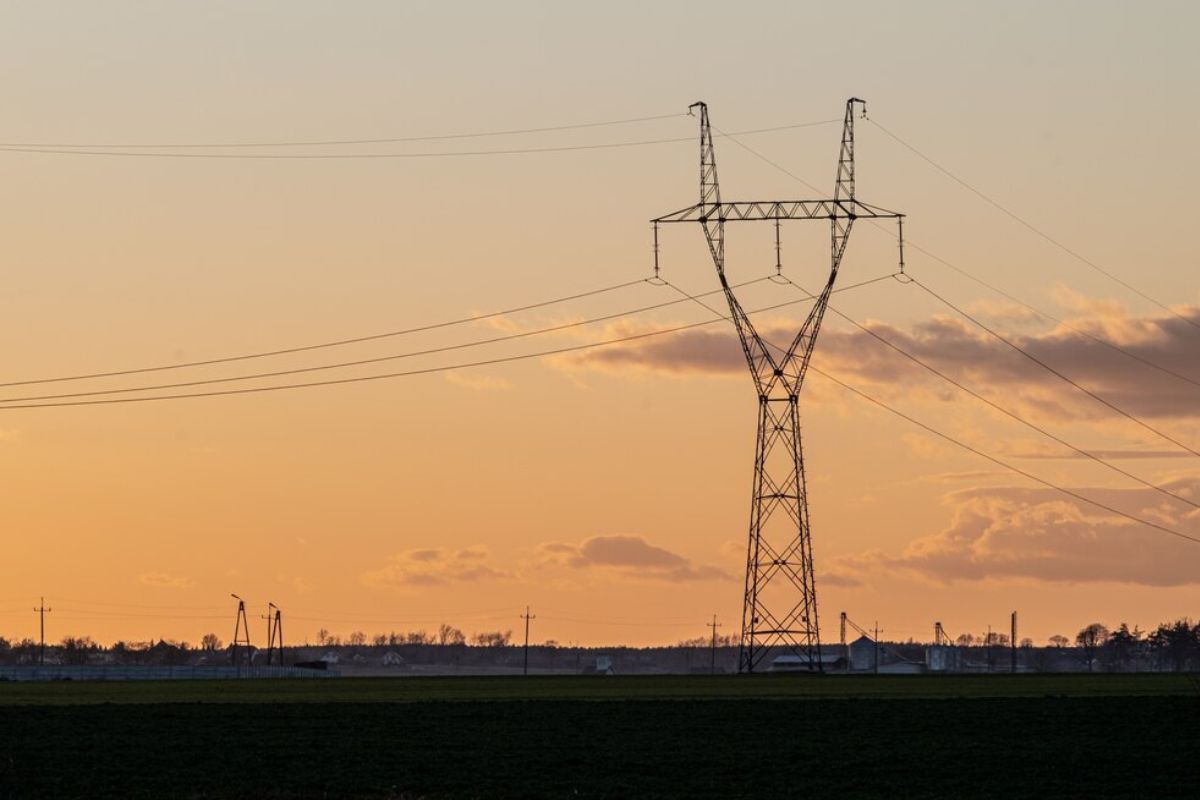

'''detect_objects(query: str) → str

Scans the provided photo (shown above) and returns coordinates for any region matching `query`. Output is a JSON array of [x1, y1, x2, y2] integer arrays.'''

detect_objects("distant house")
[[769, 653, 847, 672], [319, 650, 340, 665], [581, 655, 614, 675], [381, 651, 405, 667]]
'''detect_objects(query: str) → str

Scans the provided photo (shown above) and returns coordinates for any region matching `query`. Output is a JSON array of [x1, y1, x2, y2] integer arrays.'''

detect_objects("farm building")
[[769, 653, 848, 672]]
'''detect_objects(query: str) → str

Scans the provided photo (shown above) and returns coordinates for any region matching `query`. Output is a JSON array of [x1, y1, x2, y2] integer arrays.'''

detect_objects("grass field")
[[1, 674, 1197, 798]]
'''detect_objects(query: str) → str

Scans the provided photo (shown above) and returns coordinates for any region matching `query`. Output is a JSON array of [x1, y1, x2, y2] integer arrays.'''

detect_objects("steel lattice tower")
[[652, 99, 905, 673]]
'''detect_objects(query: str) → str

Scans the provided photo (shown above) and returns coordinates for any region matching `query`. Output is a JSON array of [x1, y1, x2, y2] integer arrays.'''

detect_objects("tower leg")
[[739, 395, 821, 673]]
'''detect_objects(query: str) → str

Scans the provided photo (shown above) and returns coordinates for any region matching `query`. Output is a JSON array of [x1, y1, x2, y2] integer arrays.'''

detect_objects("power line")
[[779, 275, 1200, 511], [815, 364, 1200, 547], [0, 112, 688, 149], [0, 274, 895, 410], [50, 608, 227, 620], [909, 276, 1200, 459], [0, 278, 769, 403], [716, 123, 1199, 458], [718, 123, 1200, 393], [868, 118, 1200, 332], [903, 240, 1200, 390], [0, 277, 649, 389], [640, 124, 1199, 521], [663, 280, 1200, 548], [0, 119, 838, 160], [536, 614, 700, 629]]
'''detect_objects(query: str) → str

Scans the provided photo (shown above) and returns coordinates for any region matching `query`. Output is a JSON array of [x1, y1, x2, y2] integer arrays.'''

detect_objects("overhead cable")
[[0, 277, 650, 388], [0, 119, 838, 160], [901, 239, 1200, 391], [910, 276, 1200, 459], [663, 279, 1200, 547], [0, 274, 894, 409], [0, 277, 770, 403], [779, 276, 1200, 512], [869, 118, 1200, 332], [717, 124, 1200, 393], [0, 112, 688, 149]]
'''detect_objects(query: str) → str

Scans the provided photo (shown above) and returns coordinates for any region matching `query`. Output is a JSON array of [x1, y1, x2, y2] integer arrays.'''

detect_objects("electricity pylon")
[[652, 99, 905, 673]]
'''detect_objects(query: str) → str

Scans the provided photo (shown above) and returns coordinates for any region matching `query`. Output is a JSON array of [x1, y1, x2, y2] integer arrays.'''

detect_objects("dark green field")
[[1, 675, 1197, 798]]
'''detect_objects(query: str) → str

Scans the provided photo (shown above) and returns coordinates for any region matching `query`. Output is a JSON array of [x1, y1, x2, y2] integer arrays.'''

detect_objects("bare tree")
[[1048, 634, 1070, 649], [1076, 623, 1110, 672], [472, 630, 512, 647], [60, 636, 99, 666], [437, 624, 465, 647], [348, 631, 367, 647], [200, 633, 222, 652]]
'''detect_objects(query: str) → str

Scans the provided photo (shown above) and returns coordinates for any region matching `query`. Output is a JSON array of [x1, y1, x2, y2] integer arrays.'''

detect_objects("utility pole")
[[273, 605, 283, 666], [1011, 610, 1018, 674], [873, 622, 881, 675], [33, 597, 51, 666], [987, 624, 993, 673], [520, 606, 536, 676], [840, 612, 847, 647], [652, 99, 905, 673], [262, 604, 275, 666], [707, 614, 723, 675], [262, 603, 282, 666], [230, 594, 251, 670]]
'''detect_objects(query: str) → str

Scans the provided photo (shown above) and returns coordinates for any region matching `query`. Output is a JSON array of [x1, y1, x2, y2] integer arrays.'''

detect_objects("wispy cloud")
[[138, 572, 195, 589], [361, 546, 509, 588], [538, 535, 729, 582]]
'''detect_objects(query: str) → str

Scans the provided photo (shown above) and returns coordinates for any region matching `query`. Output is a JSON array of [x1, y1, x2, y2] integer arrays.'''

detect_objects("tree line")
[[2, 617, 1196, 671]]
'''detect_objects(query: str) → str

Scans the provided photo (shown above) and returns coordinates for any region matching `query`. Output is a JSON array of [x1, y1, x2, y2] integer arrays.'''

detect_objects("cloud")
[[828, 478, 1200, 587], [138, 572, 194, 589], [538, 535, 729, 582], [815, 307, 1200, 420], [553, 299, 1200, 421], [552, 320, 757, 377], [361, 546, 509, 588]]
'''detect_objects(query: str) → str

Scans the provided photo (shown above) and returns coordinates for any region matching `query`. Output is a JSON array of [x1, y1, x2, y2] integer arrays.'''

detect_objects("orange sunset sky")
[[1, 2, 1198, 648]]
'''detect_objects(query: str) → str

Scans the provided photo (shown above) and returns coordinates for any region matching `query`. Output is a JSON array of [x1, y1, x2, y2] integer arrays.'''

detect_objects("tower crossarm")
[[652, 199, 903, 224]]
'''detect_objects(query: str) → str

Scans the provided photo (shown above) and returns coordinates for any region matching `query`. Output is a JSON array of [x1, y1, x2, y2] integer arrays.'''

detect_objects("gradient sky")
[[1, 1, 1198, 648]]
